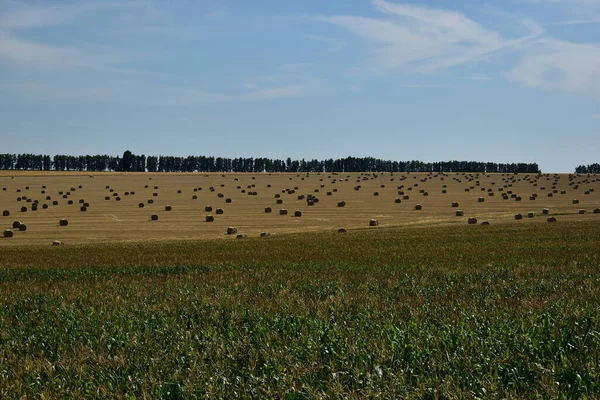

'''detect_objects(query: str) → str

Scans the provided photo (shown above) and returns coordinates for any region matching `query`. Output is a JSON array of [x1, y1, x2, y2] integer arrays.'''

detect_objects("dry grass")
[[0, 171, 598, 246]]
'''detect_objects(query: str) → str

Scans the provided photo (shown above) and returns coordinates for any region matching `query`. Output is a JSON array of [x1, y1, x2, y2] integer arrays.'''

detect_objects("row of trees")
[[0, 152, 541, 173], [575, 164, 600, 174]]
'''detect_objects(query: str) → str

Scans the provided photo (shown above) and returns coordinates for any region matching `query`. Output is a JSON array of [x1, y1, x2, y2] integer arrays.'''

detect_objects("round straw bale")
[[403, 195, 410, 200], [373, 192, 379, 196], [192, 195, 198, 199], [477, 197, 485, 203], [105, 196, 110, 200], [573, 199, 579, 204], [216, 208, 224, 215], [415, 204, 422, 210], [279, 209, 288, 215], [467, 218, 477, 224], [3, 230, 13, 238], [456, 210, 464, 216], [217, 193, 224, 198], [395, 198, 401, 204], [542, 208, 549, 214], [338, 228, 347, 233], [20, 206, 27, 212], [18, 223, 27, 231], [264, 207, 272, 213], [52, 201, 58, 206], [276, 199, 283, 204], [205, 215, 214, 222], [204, 205, 213, 212], [579, 209, 586, 214], [12, 221, 21, 229], [451, 202, 459, 207], [226, 227, 238, 235], [225, 198, 232, 203], [547, 217, 557, 223], [260, 232, 270, 237], [480, 221, 491, 225], [59, 219, 69, 226], [515, 213, 523, 220], [294, 210, 302, 217], [150, 214, 158, 221], [80, 206, 87, 212], [42, 204, 48, 209], [594, 208, 600, 214], [527, 212, 535, 218], [2, 210, 9, 216], [165, 205, 172, 211], [52, 240, 62, 246], [236, 234, 246, 239], [369, 219, 378, 226]]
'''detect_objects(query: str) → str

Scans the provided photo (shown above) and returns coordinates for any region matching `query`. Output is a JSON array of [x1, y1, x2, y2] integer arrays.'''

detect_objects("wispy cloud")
[[527, 0, 600, 5], [0, 81, 118, 101], [0, 30, 128, 71], [0, 1, 138, 29], [162, 78, 329, 106], [467, 73, 491, 81], [557, 18, 600, 25], [507, 39, 600, 94], [305, 34, 345, 52], [320, 0, 542, 74]]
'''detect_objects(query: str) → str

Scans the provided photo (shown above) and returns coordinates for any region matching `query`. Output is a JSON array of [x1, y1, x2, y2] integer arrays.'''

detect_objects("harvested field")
[[1, 171, 599, 245]]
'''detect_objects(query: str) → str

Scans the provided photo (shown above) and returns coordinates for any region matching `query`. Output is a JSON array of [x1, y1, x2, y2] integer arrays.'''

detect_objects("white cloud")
[[507, 39, 600, 94], [321, 0, 542, 74]]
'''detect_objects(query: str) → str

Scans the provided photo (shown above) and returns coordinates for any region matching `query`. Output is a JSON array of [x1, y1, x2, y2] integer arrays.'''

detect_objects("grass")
[[0, 222, 599, 398]]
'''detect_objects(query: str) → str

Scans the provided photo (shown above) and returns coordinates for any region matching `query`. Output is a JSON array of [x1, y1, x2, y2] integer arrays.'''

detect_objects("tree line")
[[0, 151, 541, 173], [575, 164, 600, 174]]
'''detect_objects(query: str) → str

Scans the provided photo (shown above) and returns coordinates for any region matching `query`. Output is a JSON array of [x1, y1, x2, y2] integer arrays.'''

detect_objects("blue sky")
[[1, 0, 599, 172]]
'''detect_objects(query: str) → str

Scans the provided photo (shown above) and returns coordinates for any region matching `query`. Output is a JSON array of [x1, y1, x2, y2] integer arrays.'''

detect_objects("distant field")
[[1, 171, 599, 246], [0, 222, 599, 398]]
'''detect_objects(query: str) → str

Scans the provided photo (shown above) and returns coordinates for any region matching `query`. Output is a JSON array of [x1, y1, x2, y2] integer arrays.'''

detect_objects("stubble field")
[[1, 171, 599, 245]]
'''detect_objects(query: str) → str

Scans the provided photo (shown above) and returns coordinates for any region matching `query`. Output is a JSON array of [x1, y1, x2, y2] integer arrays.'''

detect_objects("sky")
[[0, 0, 599, 172]]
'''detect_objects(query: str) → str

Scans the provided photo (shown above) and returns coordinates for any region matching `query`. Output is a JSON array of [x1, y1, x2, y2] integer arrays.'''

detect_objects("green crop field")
[[1, 221, 599, 398]]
